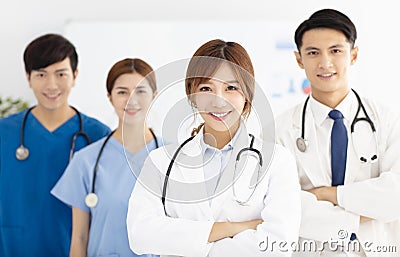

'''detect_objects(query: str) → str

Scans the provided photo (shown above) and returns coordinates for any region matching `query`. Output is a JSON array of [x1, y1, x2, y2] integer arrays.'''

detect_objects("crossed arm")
[[306, 186, 373, 223]]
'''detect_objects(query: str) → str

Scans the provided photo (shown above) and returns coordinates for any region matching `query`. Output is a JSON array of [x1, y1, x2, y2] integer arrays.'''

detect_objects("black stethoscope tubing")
[[161, 133, 262, 215], [85, 128, 159, 208], [16, 106, 91, 161], [161, 135, 195, 215], [297, 89, 377, 162]]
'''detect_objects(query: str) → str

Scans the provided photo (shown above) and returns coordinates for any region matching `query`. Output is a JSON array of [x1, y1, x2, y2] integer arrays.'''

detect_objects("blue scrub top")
[[0, 110, 110, 257], [51, 134, 162, 257]]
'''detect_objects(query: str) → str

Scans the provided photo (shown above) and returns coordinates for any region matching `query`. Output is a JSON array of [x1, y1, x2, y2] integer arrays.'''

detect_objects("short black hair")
[[294, 9, 357, 51], [23, 33, 78, 75]]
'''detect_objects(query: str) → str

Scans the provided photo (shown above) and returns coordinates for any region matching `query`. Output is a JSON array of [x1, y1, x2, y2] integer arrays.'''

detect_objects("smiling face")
[[27, 57, 77, 112], [193, 63, 246, 134], [109, 73, 155, 126], [295, 28, 358, 104]]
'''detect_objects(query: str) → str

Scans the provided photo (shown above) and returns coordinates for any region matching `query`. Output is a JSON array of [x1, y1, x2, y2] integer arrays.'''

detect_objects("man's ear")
[[294, 51, 305, 69], [350, 46, 358, 65], [72, 69, 79, 87], [73, 69, 79, 79]]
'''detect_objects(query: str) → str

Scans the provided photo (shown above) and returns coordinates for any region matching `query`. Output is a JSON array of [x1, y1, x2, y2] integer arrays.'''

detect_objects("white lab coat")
[[127, 125, 301, 257], [275, 95, 400, 257]]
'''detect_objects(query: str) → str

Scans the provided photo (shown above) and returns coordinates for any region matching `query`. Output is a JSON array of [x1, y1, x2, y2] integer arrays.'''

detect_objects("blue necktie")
[[329, 110, 348, 186], [329, 110, 356, 241]]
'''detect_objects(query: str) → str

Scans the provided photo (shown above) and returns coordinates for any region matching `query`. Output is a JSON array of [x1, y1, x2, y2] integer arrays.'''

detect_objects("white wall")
[[1, 0, 398, 120]]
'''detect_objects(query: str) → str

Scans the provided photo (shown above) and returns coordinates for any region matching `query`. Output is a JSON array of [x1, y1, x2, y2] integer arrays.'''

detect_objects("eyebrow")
[[136, 85, 148, 89], [202, 79, 240, 84], [113, 86, 129, 90], [35, 68, 70, 73], [225, 80, 239, 84], [304, 44, 346, 51]]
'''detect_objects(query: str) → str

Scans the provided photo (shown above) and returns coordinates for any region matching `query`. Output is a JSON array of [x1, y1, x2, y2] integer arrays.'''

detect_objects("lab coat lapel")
[[291, 105, 331, 187], [211, 126, 250, 217], [344, 99, 364, 184], [177, 134, 212, 218]]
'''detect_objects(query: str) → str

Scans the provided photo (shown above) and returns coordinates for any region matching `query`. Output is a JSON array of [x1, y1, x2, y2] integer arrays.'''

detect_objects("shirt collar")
[[309, 91, 354, 126]]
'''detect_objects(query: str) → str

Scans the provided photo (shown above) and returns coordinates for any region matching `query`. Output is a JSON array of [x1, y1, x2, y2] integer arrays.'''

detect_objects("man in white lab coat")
[[275, 8, 400, 257]]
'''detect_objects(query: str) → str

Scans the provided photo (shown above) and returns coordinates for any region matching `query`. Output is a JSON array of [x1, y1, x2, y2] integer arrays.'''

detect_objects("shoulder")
[[72, 135, 110, 161], [0, 111, 26, 136], [359, 96, 400, 128], [144, 141, 186, 171], [78, 112, 111, 141], [275, 103, 302, 127], [80, 113, 110, 130], [253, 136, 297, 182], [0, 110, 25, 127]]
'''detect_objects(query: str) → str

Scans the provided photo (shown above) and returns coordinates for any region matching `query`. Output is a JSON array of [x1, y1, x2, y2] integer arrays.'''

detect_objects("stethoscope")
[[15, 106, 91, 161], [161, 132, 263, 216], [296, 89, 378, 163], [85, 128, 159, 208]]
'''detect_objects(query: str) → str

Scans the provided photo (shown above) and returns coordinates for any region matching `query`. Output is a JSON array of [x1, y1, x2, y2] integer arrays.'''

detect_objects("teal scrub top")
[[51, 135, 162, 257], [0, 110, 110, 257]]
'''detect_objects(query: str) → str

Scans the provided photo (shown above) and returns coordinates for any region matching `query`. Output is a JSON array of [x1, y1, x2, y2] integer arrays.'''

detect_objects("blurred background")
[[0, 0, 398, 130]]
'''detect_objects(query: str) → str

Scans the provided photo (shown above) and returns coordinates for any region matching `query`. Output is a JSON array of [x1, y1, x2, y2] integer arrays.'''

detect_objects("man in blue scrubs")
[[0, 33, 110, 257]]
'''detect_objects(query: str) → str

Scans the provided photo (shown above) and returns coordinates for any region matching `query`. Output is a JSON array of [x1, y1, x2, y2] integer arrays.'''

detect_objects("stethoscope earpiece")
[[16, 145, 29, 160], [85, 193, 98, 208]]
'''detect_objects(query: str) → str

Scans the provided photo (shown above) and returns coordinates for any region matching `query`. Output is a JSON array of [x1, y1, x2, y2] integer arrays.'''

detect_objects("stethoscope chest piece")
[[296, 137, 307, 152], [16, 145, 29, 160], [85, 193, 98, 208]]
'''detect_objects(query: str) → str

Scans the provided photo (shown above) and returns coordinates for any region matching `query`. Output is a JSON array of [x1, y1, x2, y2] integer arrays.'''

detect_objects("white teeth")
[[211, 112, 229, 118], [45, 94, 59, 98], [320, 73, 333, 77]]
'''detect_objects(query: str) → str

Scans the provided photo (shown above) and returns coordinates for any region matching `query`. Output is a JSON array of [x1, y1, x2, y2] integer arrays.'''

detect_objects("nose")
[[127, 93, 139, 106], [318, 53, 333, 69], [212, 88, 227, 108], [45, 74, 58, 89]]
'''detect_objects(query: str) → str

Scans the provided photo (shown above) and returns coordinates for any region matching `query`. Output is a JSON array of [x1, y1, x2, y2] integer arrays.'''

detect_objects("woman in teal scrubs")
[[52, 58, 161, 257]]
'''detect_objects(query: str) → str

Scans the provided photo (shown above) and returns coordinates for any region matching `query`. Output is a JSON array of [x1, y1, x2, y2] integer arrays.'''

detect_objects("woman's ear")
[[152, 90, 158, 99]]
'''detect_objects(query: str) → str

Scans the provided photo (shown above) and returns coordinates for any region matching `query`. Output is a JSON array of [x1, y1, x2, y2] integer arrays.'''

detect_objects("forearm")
[[306, 186, 338, 205], [69, 238, 88, 257], [70, 207, 89, 257], [208, 220, 262, 242], [337, 172, 400, 222]]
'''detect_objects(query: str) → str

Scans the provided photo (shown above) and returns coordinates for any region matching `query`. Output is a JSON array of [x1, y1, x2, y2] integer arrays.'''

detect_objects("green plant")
[[0, 96, 29, 118]]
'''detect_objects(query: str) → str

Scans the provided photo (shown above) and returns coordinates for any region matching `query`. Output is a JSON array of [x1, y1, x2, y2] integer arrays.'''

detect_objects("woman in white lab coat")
[[127, 39, 301, 257]]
